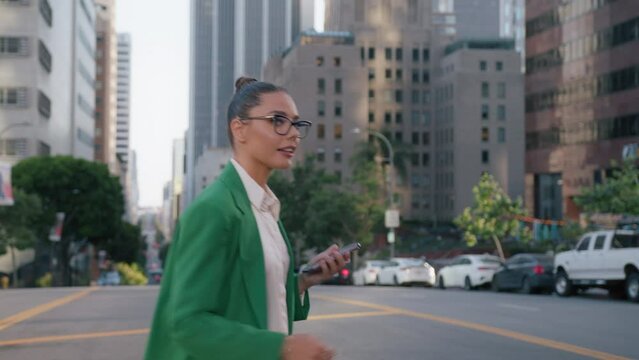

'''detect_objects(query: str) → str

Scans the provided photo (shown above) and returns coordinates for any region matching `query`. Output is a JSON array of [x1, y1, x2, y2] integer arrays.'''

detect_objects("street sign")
[[49, 212, 65, 242], [385, 209, 400, 228], [387, 230, 395, 244], [0, 163, 14, 206]]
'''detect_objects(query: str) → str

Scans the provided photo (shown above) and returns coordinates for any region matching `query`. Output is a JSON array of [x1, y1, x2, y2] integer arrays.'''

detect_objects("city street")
[[0, 285, 636, 359]]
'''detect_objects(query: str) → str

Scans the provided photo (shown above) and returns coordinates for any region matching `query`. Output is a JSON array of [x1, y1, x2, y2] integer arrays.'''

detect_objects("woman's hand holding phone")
[[299, 243, 360, 291]]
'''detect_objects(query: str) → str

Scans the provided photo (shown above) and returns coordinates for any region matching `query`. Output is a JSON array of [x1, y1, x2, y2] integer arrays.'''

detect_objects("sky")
[[116, 0, 189, 208], [116, 0, 324, 208]]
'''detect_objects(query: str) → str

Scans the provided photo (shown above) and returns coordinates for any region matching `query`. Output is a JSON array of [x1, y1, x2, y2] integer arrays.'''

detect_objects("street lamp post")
[[353, 128, 398, 258]]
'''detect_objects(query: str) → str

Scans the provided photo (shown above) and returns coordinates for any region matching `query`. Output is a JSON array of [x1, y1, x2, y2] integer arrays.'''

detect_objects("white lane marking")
[[497, 303, 540, 312]]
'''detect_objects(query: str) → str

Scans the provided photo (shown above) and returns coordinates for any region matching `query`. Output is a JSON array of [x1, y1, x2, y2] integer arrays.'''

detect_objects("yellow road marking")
[[0, 328, 149, 347], [309, 310, 397, 321], [0, 288, 97, 332], [315, 295, 630, 360]]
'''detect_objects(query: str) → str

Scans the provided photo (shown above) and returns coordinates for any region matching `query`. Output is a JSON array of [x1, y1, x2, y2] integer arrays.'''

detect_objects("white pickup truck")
[[554, 230, 639, 302]]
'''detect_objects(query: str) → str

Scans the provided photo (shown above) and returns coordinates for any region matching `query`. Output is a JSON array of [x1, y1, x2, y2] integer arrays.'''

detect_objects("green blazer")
[[144, 163, 310, 360]]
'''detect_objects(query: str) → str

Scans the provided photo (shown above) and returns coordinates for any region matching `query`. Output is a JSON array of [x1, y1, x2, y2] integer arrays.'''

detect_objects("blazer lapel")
[[219, 163, 268, 330]]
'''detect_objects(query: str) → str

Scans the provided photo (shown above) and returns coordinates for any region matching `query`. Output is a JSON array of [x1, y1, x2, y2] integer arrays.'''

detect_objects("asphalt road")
[[0, 285, 636, 359]]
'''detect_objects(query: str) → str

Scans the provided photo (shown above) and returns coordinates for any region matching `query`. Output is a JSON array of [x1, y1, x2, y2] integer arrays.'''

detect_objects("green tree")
[[12, 156, 125, 285], [104, 222, 143, 264], [454, 173, 530, 260], [0, 189, 43, 286], [574, 160, 639, 215]]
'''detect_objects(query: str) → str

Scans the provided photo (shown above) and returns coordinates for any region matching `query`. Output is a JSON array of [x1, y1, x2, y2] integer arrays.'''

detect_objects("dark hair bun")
[[235, 77, 258, 93]]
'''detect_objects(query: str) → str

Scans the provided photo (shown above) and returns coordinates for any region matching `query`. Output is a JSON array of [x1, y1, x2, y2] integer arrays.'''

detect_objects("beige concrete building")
[[433, 39, 524, 221], [323, 0, 437, 221], [263, 31, 368, 183], [95, 0, 118, 174]]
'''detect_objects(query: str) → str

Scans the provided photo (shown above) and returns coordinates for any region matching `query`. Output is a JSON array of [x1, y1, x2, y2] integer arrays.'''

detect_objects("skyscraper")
[[184, 0, 301, 206], [95, 0, 118, 174], [525, 0, 639, 220], [116, 33, 131, 171], [0, 0, 96, 163]]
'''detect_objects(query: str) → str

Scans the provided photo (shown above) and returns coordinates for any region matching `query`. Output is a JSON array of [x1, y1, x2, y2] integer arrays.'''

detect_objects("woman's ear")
[[230, 118, 248, 144]]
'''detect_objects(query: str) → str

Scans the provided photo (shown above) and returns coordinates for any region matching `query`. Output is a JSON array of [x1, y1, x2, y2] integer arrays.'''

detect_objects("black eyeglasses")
[[239, 114, 312, 139]]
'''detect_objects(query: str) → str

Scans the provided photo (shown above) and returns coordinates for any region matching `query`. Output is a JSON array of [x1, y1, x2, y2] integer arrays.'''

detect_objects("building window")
[[368, 47, 376, 60], [334, 57, 341, 67], [334, 170, 342, 183], [496, 61, 503, 71], [0, 87, 28, 107], [368, 112, 375, 123], [482, 82, 489, 98], [38, 90, 51, 119], [316, 56, 324, 66], [395, 48, 403, 61], [39, 0, 53, 27], [395, 112, 403, 124], [422, 132, 430, 145], [318, 100, 325, 117], [482, 127, 489, 142], [317, 124, 325, 139], [411, 90, 420, 104], [38, 40, 52, 73], [317, 148, 325, 162], [334, 148, 342, 163], [412, 132, 419, 145], [498, 127, 506, 143], [422, 70, 430, 84], [480, 61, 487, 71], [334, 124, 343, 139], [368, 68, 375, 80], [481, 104, 489, 120], [369, 89, 375, 100], [412, 48, 419, 62], [384, 112, 392, 124], [423, 48, 429, 62], [335, 79, 342, 94], [422, 153, 430, 166], [395, 90, 403, 103], [0, 138, 28, 157], [422, 90, 430, 105], [395, 131, 403, 142], [482, 150, 489, 164], [498, 105, 506, 121], [334, 101, 342, 117], [497, 82, 506, 98], [0, 36, 29, 56], [411, 153, 419, 166], [385, 68, 392, 80], [395, 69, 403, 81], [38, 141, 50, 156], [317, 78, 325, 94], [412, 69, 420, 83]]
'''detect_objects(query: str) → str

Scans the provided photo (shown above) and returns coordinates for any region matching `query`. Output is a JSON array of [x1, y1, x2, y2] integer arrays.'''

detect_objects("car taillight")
[[533, 265, 544, 275], [477, 267, 493, 271], [341, 269, 350, 277]]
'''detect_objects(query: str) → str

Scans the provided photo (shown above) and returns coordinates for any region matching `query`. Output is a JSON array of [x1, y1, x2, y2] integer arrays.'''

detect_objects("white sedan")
[[377, 258, 436, 286], [352, 260, 392, 286], [437, 254, 503, 290]]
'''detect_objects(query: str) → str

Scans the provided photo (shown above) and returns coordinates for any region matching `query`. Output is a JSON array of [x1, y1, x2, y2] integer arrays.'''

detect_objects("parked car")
[[492, 253, 554, 294], [322, 264, 353, 285], [554, 230, 639, 302], [437, 254, 503, 290], [98, 270, 120, 286], [377, 258, 436, 286], [353, 260, 392, 286]]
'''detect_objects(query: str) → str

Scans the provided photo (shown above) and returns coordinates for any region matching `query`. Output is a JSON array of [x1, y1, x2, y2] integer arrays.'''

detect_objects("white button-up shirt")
[[231, 159, 290, 334]]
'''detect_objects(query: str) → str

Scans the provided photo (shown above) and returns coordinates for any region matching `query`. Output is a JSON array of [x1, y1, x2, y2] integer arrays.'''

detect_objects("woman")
[[145, 77, 346, 360]]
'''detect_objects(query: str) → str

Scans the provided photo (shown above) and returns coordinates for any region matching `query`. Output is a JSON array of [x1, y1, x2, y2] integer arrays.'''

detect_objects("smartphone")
[[301, 242, 361, 274]]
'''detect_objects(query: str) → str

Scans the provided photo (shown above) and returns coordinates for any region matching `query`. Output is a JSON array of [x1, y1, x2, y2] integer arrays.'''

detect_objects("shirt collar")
[[230, 159, 281, 219]]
